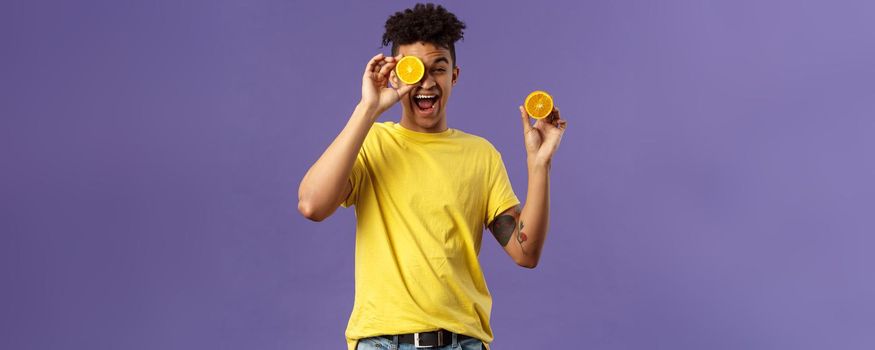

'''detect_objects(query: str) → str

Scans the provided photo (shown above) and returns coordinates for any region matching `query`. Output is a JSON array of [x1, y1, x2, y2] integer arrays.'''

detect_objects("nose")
[[419, 73, 436, 89]]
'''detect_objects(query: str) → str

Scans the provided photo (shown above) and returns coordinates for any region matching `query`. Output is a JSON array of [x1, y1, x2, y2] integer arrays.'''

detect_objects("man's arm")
[[297, 53, 414, 221], [488, 162, 550, 269], [297, 102, 374, 221], [489, 106, 567, 268]]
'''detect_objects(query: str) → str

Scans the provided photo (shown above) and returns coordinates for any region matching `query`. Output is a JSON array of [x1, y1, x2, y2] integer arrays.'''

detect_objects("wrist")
[[527, 155, 552, 172], [356, 100, 381, 121]]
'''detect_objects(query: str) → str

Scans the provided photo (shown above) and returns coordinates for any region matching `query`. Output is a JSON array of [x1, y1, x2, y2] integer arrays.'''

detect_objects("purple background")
[[2, 0, 874, 349]]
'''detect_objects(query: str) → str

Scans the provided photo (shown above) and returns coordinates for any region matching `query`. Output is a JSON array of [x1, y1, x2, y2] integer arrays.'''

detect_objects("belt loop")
[[452, 333, 458, 347], [392, 335, 399, 350]]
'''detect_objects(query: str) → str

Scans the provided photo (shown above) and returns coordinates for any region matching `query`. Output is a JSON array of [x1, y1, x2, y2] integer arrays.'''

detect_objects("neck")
[[399, 114, 448, 133]]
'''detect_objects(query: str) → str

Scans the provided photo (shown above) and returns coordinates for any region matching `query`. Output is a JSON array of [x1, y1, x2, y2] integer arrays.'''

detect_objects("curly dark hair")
[[381, 3, 466, 67]]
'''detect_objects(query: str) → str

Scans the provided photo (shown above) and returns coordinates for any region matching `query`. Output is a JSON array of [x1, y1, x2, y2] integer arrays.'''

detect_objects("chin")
[[417, 112, 439, 123], [416, 110, 447, 127], [401, 104, 441, 128]]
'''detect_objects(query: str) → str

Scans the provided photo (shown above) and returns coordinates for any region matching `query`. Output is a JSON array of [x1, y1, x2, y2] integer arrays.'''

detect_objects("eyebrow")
[[432, 57, 450, 65]]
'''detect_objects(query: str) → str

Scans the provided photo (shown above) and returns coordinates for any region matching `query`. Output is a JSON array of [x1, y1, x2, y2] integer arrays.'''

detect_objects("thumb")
[[520, 106, 533, 133]]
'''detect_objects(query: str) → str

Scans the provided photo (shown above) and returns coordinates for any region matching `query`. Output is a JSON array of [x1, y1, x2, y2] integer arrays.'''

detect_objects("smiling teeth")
[[415, 95, 437, 99]]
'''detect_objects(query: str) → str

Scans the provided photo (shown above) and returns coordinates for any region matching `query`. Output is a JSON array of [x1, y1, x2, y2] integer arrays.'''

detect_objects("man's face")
[[392, 41, 459, 133]]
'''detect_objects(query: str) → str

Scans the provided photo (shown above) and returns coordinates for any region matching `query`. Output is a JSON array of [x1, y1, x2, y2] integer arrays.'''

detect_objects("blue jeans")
[[355, 335, 484, 350]]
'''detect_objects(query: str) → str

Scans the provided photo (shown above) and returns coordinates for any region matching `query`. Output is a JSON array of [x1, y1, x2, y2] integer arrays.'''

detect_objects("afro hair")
[[382, 3, 466, 67]]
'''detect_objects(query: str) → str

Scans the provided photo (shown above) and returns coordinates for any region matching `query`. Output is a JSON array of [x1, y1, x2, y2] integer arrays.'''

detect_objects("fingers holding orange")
[[365, 53, 384, 74], [377, 58, 396, 79], [544, 106, 559, 123]]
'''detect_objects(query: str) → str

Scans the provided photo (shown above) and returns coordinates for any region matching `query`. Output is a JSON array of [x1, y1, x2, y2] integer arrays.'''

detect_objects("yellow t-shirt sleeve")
[[484, 151, 520, 227], [341, 147, 366, 208]]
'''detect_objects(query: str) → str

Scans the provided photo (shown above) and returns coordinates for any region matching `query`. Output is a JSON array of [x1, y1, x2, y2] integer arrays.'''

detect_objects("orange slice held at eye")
[[524, 90, 554, 120], [395, 55, 425, 85]]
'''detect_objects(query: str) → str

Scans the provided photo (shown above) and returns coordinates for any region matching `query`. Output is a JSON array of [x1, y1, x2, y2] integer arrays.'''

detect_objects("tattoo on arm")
[[517, 220, 528, 254], [490, 215, 516, 247]]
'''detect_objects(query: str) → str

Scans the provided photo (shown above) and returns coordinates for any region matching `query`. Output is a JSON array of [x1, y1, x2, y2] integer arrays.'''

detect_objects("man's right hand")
[[361, 53, 415, 117]]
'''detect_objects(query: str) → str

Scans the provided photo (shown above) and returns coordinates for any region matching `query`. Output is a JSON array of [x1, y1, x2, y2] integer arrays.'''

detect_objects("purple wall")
[[3, 1, 874, 349]]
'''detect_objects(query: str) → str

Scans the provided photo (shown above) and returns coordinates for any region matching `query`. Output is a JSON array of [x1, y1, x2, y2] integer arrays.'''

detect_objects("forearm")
[[298, 102, 378, 219], [518, 158, 551, 266]]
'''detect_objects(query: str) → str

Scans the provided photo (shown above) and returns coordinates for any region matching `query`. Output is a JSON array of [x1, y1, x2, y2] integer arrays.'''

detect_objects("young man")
[[297, 3, 567, 350]]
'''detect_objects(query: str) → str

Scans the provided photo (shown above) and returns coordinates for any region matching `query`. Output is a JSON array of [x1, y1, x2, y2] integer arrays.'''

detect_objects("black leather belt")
[[380, 330, 474, 348]]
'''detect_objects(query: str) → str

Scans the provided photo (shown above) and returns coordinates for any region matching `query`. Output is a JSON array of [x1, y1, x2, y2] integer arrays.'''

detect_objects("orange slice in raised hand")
[[395, 56, 424, 85], [524, 90, 554, 119]]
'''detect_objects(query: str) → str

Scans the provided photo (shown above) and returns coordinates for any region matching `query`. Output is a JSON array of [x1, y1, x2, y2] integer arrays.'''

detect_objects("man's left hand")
[[520, 105, 567, 166]]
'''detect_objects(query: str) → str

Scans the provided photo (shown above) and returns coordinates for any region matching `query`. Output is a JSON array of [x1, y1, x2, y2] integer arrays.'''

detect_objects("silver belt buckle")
[[414, 331, 443, 348], [414, 333, 425, 348]]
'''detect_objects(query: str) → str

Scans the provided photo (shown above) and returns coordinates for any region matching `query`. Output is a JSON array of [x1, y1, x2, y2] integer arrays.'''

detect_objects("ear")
[[452, 66, 460, 86]]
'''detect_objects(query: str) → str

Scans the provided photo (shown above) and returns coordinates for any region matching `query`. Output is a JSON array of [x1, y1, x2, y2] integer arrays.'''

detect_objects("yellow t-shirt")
[[341, 122, 519, 350]]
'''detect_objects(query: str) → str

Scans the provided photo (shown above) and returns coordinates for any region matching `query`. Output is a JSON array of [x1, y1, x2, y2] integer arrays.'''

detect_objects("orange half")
[[524, 90, 554, 119], [395, 56, 424, 85]]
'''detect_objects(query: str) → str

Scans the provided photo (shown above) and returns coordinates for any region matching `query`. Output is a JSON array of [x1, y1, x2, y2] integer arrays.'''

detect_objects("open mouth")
[[412, 93, 440, 114]]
